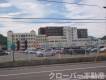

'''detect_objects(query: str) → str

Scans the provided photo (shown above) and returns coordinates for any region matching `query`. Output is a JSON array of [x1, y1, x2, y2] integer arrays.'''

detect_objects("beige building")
[[36, 35, 47, 48], [7, 30, 37, 50], [7, 30, 48, 50]]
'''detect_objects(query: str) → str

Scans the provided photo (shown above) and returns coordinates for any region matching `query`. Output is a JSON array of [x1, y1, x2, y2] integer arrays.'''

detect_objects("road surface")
[[0, 61, 106, 80]]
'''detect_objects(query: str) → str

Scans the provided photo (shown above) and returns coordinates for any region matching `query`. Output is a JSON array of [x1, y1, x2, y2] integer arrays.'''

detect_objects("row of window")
[[48, 40, 67, 42], [15, 34, 36, 37], [15, 38, 36, 40]]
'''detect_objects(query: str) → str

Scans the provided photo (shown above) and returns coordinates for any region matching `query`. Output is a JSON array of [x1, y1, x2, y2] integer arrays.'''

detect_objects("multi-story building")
[[38, 26, 83, 47], [7, 26, 89, 50], [7, 30, 37, 50], [7, 30, 48, 50]]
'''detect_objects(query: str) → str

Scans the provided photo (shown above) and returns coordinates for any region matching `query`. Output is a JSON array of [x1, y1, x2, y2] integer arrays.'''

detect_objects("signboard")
[[11, 44, 16, 51], [7, 40, 12, 50]]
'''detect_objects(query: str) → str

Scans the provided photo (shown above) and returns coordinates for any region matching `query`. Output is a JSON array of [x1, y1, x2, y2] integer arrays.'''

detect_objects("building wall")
[[63, 27, 78, 47], [47, 36, 67, 48], [38, 27, 63, 36], [99, 40, 106, 47], [36, 35, 47, 48], [7, 30, 37, 50]]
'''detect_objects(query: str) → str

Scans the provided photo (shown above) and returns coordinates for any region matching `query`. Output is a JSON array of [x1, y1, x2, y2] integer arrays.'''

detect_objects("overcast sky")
[[0, 0, 106, 38]]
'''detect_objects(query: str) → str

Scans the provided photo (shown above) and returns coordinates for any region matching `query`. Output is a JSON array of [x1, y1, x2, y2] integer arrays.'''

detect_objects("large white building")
[[7, 26, 90, 50]]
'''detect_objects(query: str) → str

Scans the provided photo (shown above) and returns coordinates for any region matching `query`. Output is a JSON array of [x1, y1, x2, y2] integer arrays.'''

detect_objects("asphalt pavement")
[[0, 61, 106, 80]]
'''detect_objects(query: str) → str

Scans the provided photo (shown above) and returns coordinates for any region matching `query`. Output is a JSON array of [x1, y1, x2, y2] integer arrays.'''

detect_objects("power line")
[[0, 20, 105, 23], [38, 0, 100, 7], [0, 17, 106, 20], [28, 21, 104, 23]]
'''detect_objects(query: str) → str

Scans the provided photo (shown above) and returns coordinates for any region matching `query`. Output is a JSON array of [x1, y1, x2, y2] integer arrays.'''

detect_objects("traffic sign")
[[11, 44, 16, 50]]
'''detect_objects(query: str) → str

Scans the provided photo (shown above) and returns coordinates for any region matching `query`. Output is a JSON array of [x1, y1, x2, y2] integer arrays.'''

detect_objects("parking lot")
[[0, 51, 98, 63], [1, 46, 106, 63]]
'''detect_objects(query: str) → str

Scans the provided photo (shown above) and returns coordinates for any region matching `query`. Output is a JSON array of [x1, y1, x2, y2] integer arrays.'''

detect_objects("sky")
[[0, 0, 106, 38]]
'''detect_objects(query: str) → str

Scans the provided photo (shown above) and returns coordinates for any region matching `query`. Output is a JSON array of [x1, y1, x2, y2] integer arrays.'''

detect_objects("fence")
[[0, 48, 100, 63]]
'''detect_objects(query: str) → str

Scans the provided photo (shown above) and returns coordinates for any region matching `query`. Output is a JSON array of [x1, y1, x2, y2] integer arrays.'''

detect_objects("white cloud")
[[0, 0, 52, 36], [0, 3, 12, 8], [0, 12, 25, 18], [8, 0, 50, 18], [7, 12, 24, 16], [64, 0, 106, 18], [0, 17, 105, 38], [63, 0, 106, 37], [0, 18, 35, 36], [0, 0, 106, 38]]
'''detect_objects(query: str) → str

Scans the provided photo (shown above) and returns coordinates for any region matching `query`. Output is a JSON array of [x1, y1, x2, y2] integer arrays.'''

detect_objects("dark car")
[[0, 50, 8, 56], [73, 48, 85, 54]]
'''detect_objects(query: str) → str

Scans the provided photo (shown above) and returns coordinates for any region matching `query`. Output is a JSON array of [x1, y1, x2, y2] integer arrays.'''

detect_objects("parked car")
[[43, 49, 56, 56], [100, 47, 106, 52], [5, 51, 11, 54], [24, 48, 37, 54], [0, 50, 8, 56], [36, 49, 56, 57], [73, 48, 85, 54], [91, 48, 98, 53], [63, 48, 72, 54], [86, 48, 92, 53], [36, 50, 45, 57], [54, 48, 64, 54]]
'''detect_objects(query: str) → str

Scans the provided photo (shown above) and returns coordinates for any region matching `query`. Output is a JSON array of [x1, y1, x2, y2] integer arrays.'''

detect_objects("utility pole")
[[11, 34, 15, 63], [95, 39, 100, 62], [95, 6, 106, 62]]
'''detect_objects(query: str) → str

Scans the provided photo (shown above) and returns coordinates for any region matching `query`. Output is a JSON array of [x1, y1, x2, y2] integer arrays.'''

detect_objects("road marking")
[[0, 66, 106, 77]]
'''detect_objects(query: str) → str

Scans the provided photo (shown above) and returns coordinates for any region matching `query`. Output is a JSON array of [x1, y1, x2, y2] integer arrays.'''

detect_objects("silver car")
[[36, 49, 56, 57]]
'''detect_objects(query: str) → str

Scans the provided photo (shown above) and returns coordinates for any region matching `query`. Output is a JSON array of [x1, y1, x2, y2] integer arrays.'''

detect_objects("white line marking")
[[0, 66, 106, 77]]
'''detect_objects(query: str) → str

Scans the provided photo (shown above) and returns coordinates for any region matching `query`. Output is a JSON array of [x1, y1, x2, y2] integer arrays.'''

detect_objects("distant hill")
[[0, 34, 7, 49]]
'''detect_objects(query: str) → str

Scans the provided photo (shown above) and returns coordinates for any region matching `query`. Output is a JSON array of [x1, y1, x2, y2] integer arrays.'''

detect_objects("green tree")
[[0, 34, 7, 49], [101, 36, 106, 40]]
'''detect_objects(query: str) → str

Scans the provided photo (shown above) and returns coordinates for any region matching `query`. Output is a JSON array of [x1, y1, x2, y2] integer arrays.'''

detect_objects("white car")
[[5, 51, 11, 54], [24, 48, 37, 54], [36, 50, 45, 57], [36, 49, 56, 57], [100, 47, 106, 52], [43, 49, 56, 56], [91, 48, 97, 52]]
